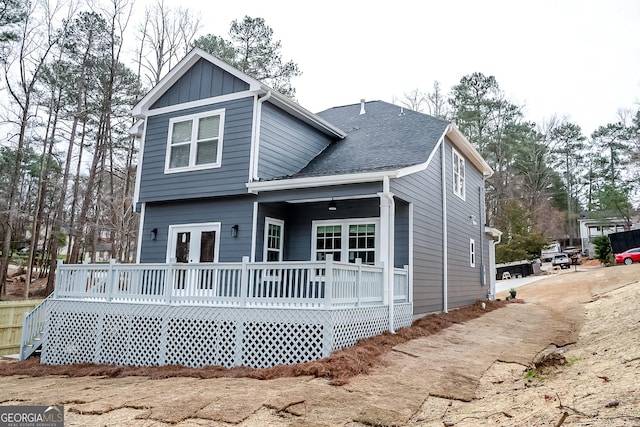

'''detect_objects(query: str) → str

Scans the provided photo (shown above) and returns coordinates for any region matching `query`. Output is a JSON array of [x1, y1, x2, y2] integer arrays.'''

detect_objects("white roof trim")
[[132, 48, 262, 118], [246, 156, 448, 193], [131, 47, 346, 139], [247, 171, 396, 194], [128, 119, 145, 137], [445, 124, 493, 177]]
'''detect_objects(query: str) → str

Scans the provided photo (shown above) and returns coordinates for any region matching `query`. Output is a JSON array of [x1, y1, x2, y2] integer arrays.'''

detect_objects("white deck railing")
[[53, 256, 409, 309]]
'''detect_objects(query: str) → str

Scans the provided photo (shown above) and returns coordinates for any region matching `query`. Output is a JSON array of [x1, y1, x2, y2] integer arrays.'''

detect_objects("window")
[[264, 218, 284, 262], [470, 238, 476, 267], [453, 149, 465, 199], [315, 225, 342, 262], [313, 219, 379, 265], [348, 224, 376, 264], [165, 110, 225, 172]]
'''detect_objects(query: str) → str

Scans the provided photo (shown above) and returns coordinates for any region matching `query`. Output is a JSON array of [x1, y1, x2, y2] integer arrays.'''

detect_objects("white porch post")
[[379, 176, 395, 333]]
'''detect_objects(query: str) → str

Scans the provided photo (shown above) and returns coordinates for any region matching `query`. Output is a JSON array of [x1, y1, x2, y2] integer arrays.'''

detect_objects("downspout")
[[489, 231, 502, 300], [478, 184, 485, 286], [441, 136, 448, 313], [249, 91, 272, 182], [380, 176, 396, 333]]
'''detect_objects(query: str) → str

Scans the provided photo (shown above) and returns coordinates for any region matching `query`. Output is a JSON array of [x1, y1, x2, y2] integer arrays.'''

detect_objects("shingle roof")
[[292, 100, 450, 178]]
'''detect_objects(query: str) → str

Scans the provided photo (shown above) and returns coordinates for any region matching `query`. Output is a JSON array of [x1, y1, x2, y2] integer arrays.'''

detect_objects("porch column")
[[379, 181, 395, 333]]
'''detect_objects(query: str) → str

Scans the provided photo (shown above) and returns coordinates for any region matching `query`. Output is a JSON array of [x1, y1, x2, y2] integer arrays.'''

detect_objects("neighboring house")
[[29, 48, 496, 369], [578, 216, 630, 257]]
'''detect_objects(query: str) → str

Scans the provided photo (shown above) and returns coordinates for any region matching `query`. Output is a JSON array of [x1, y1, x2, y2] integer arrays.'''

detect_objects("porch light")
[[231, 224, 239, 237], [328, 200, 337, 211], [150, 228, 157, 240]]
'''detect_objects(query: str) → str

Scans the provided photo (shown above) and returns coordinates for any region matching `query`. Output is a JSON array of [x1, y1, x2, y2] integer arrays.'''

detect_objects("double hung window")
[[264, 218, 284, 262], [166, 110, 225, 172], [313, 219, 379, 265]]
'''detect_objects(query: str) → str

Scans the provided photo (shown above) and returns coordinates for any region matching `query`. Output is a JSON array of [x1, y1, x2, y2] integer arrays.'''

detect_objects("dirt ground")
[[1, 262, 640, 426]]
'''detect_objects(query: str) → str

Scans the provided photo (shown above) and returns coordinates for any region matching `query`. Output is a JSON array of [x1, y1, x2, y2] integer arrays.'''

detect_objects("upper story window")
[[453, 148, 465, 200], [165, 109, 225, 173]]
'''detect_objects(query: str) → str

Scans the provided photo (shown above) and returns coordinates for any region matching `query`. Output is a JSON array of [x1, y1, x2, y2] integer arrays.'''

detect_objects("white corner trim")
[[132, 118, 147, 207]]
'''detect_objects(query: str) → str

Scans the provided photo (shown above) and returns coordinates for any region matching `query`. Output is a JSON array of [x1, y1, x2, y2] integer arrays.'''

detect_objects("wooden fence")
[[0, 300, 43, 356]]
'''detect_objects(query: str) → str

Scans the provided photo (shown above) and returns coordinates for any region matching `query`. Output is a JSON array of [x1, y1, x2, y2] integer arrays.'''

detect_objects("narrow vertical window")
[[264, 218, 284, 262], [470, 238, 476, 267], [453, 149, 465, 199]]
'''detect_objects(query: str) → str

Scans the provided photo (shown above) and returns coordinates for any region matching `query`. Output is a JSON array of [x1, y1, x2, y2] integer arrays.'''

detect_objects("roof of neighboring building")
[[291, 101, 449, 178]]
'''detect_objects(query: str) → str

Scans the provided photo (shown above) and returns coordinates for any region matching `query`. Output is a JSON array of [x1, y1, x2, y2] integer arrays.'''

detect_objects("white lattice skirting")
[[41, 300, 413, 368]]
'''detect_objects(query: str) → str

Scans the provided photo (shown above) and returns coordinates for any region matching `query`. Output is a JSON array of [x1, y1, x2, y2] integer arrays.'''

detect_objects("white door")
[[167, 223, 221, 294]]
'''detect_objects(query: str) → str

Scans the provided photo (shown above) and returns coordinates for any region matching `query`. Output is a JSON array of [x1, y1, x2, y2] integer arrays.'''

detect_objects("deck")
[[26, 256, 413, 368]]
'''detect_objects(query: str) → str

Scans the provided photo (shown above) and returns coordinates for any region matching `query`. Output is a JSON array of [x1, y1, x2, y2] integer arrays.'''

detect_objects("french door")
[[167, 223, 221, 293]]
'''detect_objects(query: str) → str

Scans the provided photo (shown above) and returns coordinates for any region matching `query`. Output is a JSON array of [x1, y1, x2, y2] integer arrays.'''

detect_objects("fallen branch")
[[555, 411, 569, 427], [277, 400, 305, 413], [556, 393, 588, 417]]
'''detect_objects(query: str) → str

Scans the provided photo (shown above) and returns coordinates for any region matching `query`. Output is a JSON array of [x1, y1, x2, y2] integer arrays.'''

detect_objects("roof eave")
[[445, 124, 493, 178], [246, 170, 399, 194]]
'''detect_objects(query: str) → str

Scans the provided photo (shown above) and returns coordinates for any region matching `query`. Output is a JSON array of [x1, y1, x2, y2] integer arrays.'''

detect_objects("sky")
[[142, 0, 639, 137]]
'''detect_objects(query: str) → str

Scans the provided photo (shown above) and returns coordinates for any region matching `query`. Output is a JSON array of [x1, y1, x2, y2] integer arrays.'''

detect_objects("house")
[[26, 48, 496, 369], [578, 216, 630, 257]]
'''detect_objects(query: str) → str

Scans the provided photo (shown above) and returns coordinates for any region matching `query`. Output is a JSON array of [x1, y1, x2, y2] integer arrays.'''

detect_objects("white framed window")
[[263, 217, 284, 262], [470, 238, 476, 267], [165, 109, 225, 173], [312, 218, 379, 265], [453, 148, 465, 200]]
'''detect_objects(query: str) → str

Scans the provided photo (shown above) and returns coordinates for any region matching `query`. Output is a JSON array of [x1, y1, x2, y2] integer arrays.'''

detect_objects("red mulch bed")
[[0, 299, 510, 385]]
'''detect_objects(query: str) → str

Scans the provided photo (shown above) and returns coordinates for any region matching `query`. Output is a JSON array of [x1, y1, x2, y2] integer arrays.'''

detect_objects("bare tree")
[[0, 0, 66, 296], [425, 81, 449, 119], [398, 88, 426, 112], [134, 0, 201, 87]]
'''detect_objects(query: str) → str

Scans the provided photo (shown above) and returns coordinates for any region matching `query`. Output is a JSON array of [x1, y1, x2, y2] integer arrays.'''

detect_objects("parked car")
[[551, 253, 571, 269], [615, 247, 640, 265]]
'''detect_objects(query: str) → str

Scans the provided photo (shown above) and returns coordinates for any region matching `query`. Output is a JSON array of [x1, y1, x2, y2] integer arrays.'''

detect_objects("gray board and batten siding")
[[150, 58, 250, 108]]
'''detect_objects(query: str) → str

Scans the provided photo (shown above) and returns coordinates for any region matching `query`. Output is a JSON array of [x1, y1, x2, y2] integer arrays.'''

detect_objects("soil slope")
[[1, 263, 639, 426]]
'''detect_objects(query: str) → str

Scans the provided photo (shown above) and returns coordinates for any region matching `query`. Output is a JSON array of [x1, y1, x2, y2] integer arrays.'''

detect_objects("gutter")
[[247, 170, 399, 194]]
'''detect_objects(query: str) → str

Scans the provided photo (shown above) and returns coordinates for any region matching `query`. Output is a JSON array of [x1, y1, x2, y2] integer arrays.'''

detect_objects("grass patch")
[[566, 356, 582, 367]]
